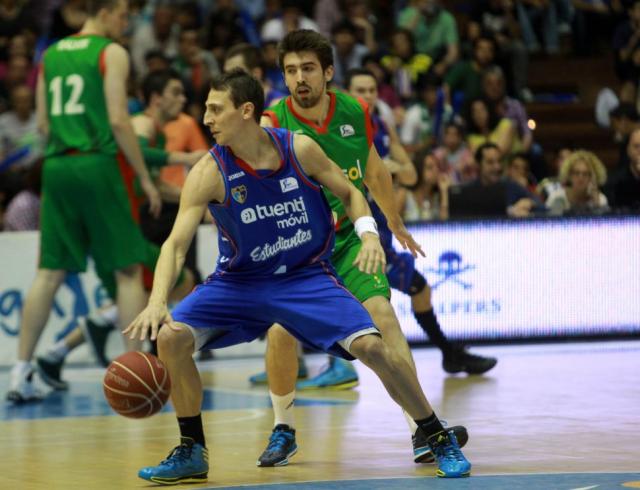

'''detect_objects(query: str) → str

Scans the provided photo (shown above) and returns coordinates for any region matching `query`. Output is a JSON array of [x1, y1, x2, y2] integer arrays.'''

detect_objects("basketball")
[[103, 351, 171, 418]]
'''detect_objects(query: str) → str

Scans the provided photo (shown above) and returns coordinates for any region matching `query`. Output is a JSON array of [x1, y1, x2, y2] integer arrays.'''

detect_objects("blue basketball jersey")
[[371, 111, 390, 160], [208, 127, 334, 276]]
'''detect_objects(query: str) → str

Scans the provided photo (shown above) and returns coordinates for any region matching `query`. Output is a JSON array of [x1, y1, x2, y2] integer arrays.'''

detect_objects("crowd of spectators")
[[2, 0, 640, 232]]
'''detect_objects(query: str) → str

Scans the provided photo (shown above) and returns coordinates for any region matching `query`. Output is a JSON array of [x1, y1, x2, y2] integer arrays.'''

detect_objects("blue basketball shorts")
[[385, 251, 416, 295], [171, 262, 379, 359]]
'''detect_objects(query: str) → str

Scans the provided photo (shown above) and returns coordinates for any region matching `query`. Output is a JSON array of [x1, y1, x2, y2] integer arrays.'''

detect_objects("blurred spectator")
[[473, 142, 543, 216], [506, 152, 538, 194], [546, 150, 609, 215], [130, 4, 179, 78], [345, 0, 378, 53], [483, 66, 533, 153], [362, 54, 403, 111], [515, 0, 559, 54], [205, 0, 249, 62], [572, 0, 615, 55], [537, 144, 573, 199], [613, 1, 640, 88], [400, 73, 453, 155], [0, 84, 41, 172], [605, 127, 640, 210], [331, 20, 369, 87], [445, 36, 496, 107], [0, 0, 41, 49], [469, 0, 531, 100], [397, 0, 459, 77], [609, 103, 640, 169], [402, 150, 451, 221], [466, 97, 520, 156], [381, 28, 432, 102], [0, 53, 35, 111], [48, 0, 87, 41], [433, 122, 477, 183], [145, 49, 172, 74], [224, 43, 287, 107], [260, 0, 319, 42], [314, 0, 343, 38], [173, 1, 202, 30], [173, 27, 220, 120], [261, 40, 288, 94], [3, 159, 42, 231]]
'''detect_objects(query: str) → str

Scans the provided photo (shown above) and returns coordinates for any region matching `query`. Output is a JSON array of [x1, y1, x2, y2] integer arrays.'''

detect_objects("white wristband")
[[354, 216, 379, 239]]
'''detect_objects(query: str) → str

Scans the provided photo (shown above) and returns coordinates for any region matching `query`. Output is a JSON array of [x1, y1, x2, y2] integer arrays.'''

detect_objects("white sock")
[[11, 361, 32, 380], [44, 340, 70, 362], [403, 409, 419, 436], [91, 304, 118, 326], [270, 390, 296, 428]]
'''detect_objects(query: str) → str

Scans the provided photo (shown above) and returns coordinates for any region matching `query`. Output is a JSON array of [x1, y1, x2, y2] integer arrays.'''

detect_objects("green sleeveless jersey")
[[264, 90, 373, 232], [42, 34, 118, 157]]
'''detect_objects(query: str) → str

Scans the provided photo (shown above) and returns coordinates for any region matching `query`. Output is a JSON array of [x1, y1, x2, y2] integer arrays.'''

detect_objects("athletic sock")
[[270, 390, 295, 428], [414, 309, 453, 354], [178, 414, 206, 447], [91, 304, 118, 326], [43, 340, 71, 363], [415, 413, 446, 440]]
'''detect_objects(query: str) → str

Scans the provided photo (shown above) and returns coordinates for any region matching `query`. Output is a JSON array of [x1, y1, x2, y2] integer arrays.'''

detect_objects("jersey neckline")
[[285, 91, 336, 134]]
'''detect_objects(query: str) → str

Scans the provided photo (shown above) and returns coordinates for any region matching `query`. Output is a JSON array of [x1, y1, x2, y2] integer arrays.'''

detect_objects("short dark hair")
[[475, 142, 500, 165], [87, 0, 120, 16], [278, 29, 334, 71], [210, 69, 264, 123], [141, 69, 182, 106], [610, 103, 639, 122], [345, 67, 376, 90], [225, 43, 265, 73]]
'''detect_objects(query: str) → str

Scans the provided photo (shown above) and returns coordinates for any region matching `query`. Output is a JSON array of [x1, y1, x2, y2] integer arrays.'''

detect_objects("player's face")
[[160, 79, 186, 120], [348, 74, 378, 107], [283, 51, 333, 109], [203, 89, 250, 145], [103, 0, 129, 40], [569, 160, 592, 193]]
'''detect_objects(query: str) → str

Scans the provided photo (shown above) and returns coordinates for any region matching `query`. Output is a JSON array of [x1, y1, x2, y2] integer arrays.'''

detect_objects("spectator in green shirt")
[[445, 36, 496, 108]]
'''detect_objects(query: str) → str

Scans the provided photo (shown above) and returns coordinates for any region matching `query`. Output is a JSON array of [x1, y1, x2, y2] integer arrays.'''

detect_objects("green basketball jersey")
[[42, 34, 118, 157], [264, 90, 373, 233]]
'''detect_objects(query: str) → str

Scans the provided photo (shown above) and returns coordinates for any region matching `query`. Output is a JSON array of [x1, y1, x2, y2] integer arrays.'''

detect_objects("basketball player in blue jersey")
[[346, 68, 497, 376], [124, 70, 471, 484]]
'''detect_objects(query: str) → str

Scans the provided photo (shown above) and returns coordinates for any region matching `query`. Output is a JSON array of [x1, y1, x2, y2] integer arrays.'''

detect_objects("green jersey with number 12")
[[42, 34, 118, 157]]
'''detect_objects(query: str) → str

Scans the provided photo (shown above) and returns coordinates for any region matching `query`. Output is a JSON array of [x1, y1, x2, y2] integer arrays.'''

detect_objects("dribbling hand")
[[387, 217, 425, 258], [123, 302, 177, 342], [353, 233, 386, 274]]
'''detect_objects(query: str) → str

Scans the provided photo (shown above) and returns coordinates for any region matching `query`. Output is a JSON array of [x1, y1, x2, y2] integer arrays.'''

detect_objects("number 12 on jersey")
[[49, 74, 85, 116]]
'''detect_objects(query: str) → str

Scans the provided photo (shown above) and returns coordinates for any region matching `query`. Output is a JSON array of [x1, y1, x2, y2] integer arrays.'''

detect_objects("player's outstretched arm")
[[364, 145, 425, 258], [123, 153, 224, 341], [293, 134, 385, 274], [35, 69, 48, 137]]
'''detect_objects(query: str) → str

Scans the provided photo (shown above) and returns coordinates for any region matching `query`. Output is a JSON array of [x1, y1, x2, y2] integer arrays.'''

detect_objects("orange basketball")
[[103, 351, 171, 418]]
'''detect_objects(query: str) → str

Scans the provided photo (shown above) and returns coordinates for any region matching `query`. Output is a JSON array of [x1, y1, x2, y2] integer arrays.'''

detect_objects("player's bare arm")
[[35, 69, 48, 137], [364, 144, 424, 258], [124, 153, 224, 341], [104, 43, 161, 217], [294, 134, 385, 275], [387, 123, 417, 186]]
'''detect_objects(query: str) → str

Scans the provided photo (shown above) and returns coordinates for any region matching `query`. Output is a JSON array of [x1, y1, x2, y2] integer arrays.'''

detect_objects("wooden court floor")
[[1, 341, 639, 489]]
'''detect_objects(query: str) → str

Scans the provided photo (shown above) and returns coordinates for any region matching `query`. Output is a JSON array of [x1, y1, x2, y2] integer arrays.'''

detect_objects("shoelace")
[[267, 431, 291, 453], [161, 444, 193, 466], [433, 440, 466, 462]]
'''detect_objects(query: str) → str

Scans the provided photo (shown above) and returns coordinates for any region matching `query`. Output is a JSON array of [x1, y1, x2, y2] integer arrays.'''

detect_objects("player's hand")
[[122, 301, 176, 342], [353, 233, 386, 274], [387, 217, 425, 258], [141, 177, 162, 218]]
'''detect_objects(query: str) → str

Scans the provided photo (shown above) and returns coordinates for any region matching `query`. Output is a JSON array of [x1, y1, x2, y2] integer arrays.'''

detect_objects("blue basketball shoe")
[[296, 357, 359, 390], [427, 430, 471, 478], [138, 437, 208, 485], [413, 424, 468, 463], [257, 424, 298, 467], [249, 359, 309, 385]]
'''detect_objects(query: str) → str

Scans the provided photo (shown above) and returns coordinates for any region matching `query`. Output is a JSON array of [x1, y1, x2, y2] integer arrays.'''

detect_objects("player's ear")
[[324, 65, 334, 84], [242, 101, 255, 121]]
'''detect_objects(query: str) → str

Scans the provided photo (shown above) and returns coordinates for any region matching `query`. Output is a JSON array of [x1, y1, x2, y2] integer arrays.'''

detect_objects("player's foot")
[[249, 359, 308, 385], [296, 357, 358, 390], [443, 345, 497, 375], [257, 424, 297, 467], [413, 425, 468, 463], [80, 317, 113, 367], [35, 356, 68, 391], [427, 430, 471, 478], [6, 367, 43, 404], [138, 437, 208, 485]]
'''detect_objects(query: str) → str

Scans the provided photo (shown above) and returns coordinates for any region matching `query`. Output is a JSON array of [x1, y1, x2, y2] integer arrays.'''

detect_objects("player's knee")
[[114, 263, 142, 280], [351, 334, 388, 366], [157, 325, 194, 359], [408, 271, 427, 297], [267, 324, 297, 349], [37, 269, 66, 287]]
